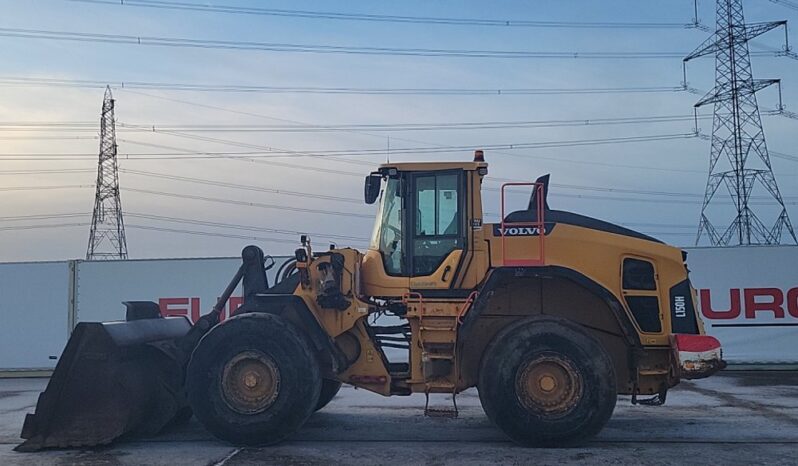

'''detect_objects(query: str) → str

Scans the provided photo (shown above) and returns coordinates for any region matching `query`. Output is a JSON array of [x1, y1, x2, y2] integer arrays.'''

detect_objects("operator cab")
[[360, 155, 488, 297]]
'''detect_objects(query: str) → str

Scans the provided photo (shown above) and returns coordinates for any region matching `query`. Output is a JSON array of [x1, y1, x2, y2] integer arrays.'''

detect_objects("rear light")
[[673, 334, 721, 353], [672, 334, 726, 379]]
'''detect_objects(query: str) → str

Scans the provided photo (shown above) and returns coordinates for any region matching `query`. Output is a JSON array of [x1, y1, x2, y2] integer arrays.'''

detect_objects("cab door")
[[407, 170, 466, 289]]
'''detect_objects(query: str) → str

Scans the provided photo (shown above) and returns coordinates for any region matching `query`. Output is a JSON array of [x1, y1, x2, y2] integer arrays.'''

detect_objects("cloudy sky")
[[1, 0, 797, 262]]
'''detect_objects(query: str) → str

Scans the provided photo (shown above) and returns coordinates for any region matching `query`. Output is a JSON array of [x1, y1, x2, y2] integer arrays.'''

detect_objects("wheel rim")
[[221, 350, 281, 414], [515, 354, 583, 418]]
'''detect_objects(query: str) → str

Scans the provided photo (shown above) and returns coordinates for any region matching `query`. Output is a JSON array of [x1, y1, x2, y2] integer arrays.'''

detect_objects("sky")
[[1, 0, 797, 262]]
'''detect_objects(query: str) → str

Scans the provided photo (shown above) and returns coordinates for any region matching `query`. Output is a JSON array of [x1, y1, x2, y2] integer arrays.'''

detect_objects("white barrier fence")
[[1, 246, 797, 371], [686, 246, 798, 365], [0, 261, 71, 370]]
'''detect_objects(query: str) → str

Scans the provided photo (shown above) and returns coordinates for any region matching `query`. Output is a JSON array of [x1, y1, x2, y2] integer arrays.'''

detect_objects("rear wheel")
[[186, 313, 321, 446], [478, 316, 616, 447], [315, 379, 343, 411]]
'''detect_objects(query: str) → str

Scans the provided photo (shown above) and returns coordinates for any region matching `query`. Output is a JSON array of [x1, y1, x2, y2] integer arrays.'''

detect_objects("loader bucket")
[[15, 316, 192, 452]]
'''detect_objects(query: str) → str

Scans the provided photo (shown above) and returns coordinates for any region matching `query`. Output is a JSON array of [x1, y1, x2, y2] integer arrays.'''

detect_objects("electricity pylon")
[[87, 86, 128, 260], [685, 0, 796, 245]]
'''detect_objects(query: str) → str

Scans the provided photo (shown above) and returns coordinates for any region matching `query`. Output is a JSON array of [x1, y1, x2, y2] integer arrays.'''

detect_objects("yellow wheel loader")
[[17, 151, 725, 451]]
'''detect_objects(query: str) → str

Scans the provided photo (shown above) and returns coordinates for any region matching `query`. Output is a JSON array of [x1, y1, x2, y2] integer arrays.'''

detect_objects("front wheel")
[[186, 313, 321, 446], [478, 316, 616, 447]]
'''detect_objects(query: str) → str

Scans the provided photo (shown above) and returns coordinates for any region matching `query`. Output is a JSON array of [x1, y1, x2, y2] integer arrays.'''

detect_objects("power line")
[[769, 0, 798, 12], [1, 106, 787, 134], [0, 121, 95, 127], [0, 209, 705, 232], [128, 88, 677, 169], [0, 135, 97, 141], [114, 86, 798, 181], [0, 218, 688, 242], [125, 177, 795, 221], [95, 164, 798, 204], [34, 163, 708, 202], [72, 0, 701, 29], [8, 139, 796, 178], [121, 167, 705, 205], [125, 187, 375, 219], [0, 87, 789, 189], [0, 169, 94, 175], [125, 213, 370, 242], [114, 114, 716, 132], [0, 133, 703, 159], [0, 132, 727, 178], [0, 212, 88, 221], [0, 113, 719, 133], [0, 184, 94, 191], [116, 87, 798, 178], [0, 76, 691, 95], [0, 210, 367, 242], [123, 126, 373, 168], [125, 224, 368, 247], [112, 89, 717, 179], [0, 215, 364, 247], [0, 27, 729, 59], [0, 132, 704, 158], [161, 132, 703, 157], [118, 138, 366, 176], [120, 168, 362, 203], [0, 222, 90, 231], [772, 150, 798, 163]]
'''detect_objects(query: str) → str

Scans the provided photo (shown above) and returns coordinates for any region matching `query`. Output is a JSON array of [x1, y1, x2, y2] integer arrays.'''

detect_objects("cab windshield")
[[370, 177, 403, 274]]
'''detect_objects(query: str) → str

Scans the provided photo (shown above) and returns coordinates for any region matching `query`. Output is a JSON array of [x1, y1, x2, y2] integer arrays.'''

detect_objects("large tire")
[[315, 379, 343, 411], [478, 316, 616, 447], [186, 313, 321, 446]]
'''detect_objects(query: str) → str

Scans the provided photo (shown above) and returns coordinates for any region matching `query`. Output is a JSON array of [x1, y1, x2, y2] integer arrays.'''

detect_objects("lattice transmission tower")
[[86, 86, 128, 260], [684, 0, 796, 246]]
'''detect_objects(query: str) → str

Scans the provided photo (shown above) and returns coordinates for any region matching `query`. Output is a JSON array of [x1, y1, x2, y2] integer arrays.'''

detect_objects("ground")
[[1, 372, 797, 465]]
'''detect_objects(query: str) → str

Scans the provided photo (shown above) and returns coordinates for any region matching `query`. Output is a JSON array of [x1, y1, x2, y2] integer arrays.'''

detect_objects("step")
[[638, 369, 669, 376], [423, 353, 454, 360], [424, 392, 459, 418], [419, 325, 456, 331]]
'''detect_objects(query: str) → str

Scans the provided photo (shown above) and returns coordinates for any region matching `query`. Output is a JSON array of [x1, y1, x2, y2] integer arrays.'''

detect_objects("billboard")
[[1, 247, 797, 371], [686, 246, 798, 365], [75, 257, 243, 324], [74, 256, 293, 324]]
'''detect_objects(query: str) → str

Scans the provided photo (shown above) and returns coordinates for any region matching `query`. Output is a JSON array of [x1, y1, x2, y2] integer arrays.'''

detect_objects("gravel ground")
[[1, 371, 797, 465]]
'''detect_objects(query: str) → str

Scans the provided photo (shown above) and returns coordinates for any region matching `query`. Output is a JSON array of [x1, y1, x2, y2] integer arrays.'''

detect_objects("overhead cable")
[[0, 27, 738, 59], [71, 0, 701, 29], [0, 76, 691, 95]]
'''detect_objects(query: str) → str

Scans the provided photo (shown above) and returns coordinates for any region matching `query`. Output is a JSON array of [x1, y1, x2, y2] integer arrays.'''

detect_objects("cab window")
[[372, 177, 404, 275], [412, 172, 462, 276]]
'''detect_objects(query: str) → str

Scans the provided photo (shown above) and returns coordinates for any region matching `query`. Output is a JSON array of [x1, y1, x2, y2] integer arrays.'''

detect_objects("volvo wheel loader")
[[17, 151, 725, 451]]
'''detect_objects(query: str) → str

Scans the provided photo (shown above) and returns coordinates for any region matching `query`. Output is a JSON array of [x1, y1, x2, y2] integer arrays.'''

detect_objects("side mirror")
[[364, 174, 382, 204]]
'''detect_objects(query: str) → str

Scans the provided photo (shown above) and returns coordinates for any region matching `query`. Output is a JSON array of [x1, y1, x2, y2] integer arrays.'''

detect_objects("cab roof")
[[378, 161, 486, 172], [377, 150, 488, 173]]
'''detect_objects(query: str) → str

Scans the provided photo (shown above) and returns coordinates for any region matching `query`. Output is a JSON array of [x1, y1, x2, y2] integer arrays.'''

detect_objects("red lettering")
[[744, 288, 784, 319], [159, 295, 246, 323], [228, 296, 243, 318], [700, 288, 741, 319], [159, 297, 189, 318], [191, 297, 200, 323], [787, 287, 798, 318]]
